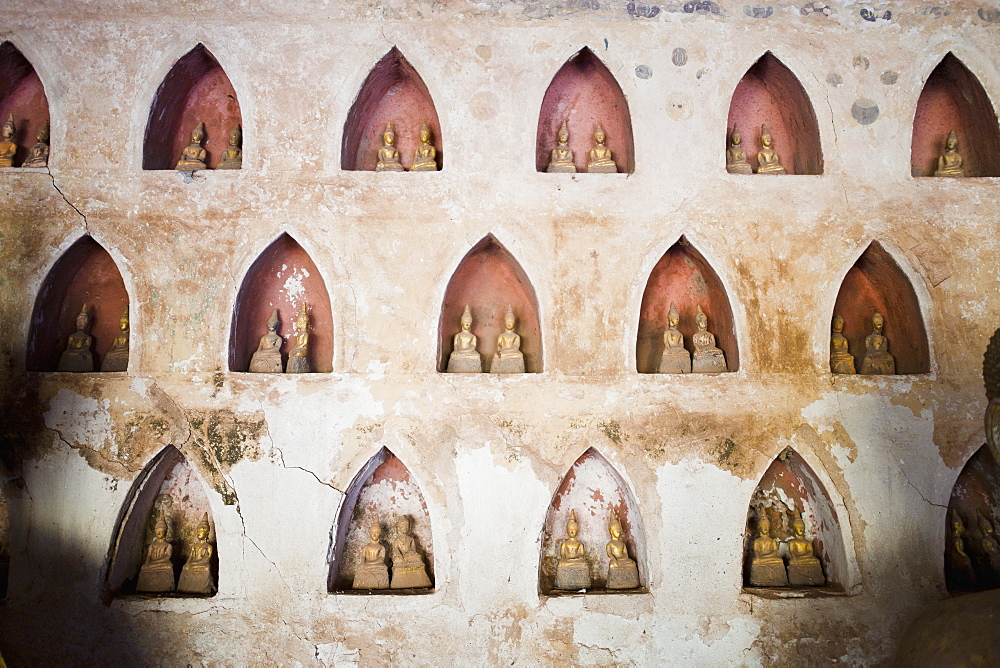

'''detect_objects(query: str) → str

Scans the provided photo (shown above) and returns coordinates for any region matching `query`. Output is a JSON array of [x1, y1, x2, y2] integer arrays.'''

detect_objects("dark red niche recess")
[[27, 236, 129, 372], [637, 237, 738, 373], [229, 234, 333, 373], [341, 47, 442, 171], [831, 241, 929, 375], [946, 445, 1000, 593], [911, 53, 1000, 177], [0, 41, 50, 167], [437, 235, 543, 373], [726, 52, 823, 175], [535, 47, 634, 173], [143, 44, 242, 170]]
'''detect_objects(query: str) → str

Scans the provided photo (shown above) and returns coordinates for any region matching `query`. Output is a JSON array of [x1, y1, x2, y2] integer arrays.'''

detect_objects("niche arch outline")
[[944, 444, 1000, 593], [0, 39, 54, 169]]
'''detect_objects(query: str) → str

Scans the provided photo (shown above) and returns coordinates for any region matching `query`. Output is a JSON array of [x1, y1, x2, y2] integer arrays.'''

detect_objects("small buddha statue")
[[353, 516, 389, 589], [375, 121, 404, 172], [829, 314, 855, 374], [389, 516, 432, 589], [177, 513, 215, 595], [934, 129, 965, 177], [23, 121, 50, 168], [447, 305, 482, 373], [860, 312, 895, 375], [176, 122, 208, 171], [554, 509, 591, 590], [285, 303, 311, 374], [586, 122, 617, 173], [978, 511, 1000, 575], [249, 308, 283, 373], [756, 124, 786, 175], [691, 304, 727, 373], [546, 120, 576, 173], [217, 124, 242, 170], [101, 307, 130, 372], [409, 121, 437, 172], [136, 514, 175, 593], [57, 305, 95, 372], [946, 510, 976, 589], [658, 302, 691, 374], [725, 125, 753, 175], [0, 115, 16, 168], [490, 305, 525, 374], [786, 516, 825, 586], [748, 514, 788, 587], [605, 511, 639, 590]]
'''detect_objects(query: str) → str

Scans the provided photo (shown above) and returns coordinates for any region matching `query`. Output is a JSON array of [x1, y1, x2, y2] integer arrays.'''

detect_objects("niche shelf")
[[726, 52, 822, 175], [341, 47, 442, 172], [143, 44, 242, 170], [911, 53, 1000, 177], [0, 41, 50, 168], [535, 47, 634, 174], [27, 236, 129, 372], [636, 236, 738, 373], [945, 445, 1000, 593], [831, 240, 929, 375], [328, 448, 434, 594], [437, 234, 542, 373], [105, 446, 219, 598]]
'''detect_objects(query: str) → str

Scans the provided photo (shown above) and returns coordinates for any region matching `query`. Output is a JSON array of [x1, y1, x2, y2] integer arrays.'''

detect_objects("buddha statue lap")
[[447, 305, 482, 373], [410, 121, 437, 172], [756, 125, 786, 175], [176, 122, 208, 171], [102, 307, 130, 372], [749, 515, 788, 587], [786, 516, 825, 586], [57, 305, 95, 372], [23, 121, 50, 168], [285, 303, 311, 373], [546, 120, 576, 173], [605, 511, 639, 590], [375, 121, 404, 172], [947, 510, 976, 590], [353, 517, 389, 589], [691, 304, 727, 373], [934, 129, 965, 177], [829, 314, 855, 374], [389, 516, 432, 589], [586, 122, 617, 173], [490, 305, 525, 374], [177, 513, 215, 595], [136, 514, 175, 593], [554, 510, 591, 590], [217, 124, 242, 170], [725, 125, 753, 175], [249, 308, 283, 373], [860, 312, 895, 375], [658, 302, 691, 374], [0, 115, 16, 168]]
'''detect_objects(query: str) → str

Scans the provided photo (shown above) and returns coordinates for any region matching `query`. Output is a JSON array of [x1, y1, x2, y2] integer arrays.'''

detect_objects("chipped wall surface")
[[1, 0, 999, 664]]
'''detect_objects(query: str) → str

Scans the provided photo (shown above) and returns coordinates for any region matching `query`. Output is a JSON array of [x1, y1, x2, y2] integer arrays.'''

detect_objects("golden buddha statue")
[[658, 302, 691, 374], [285, 303, 311, 373], [102, 307, 130, 372], [249, 308, 283, 373], [176, 122, 207, 171], [57, 305, 94, 372], [554, 509, 590, 590], [725, 125, 753, 175], [947, 510, 976, 589], [375, 121, 404, 172], [786, 516, 825, 586], [409, 121, 437, 172], [691, 304, 727, 373], [586, 122, 617, 173], [447, 305, 482, 373], [979, 511, 1000, 575], [136, 514, 175, 593], [860, 312, 895, 375], [353, 516, 389, 589], [177, 513, 215, 594], [934, 129, 965, 177], [389, 516, 432, 589], [605, 511, 639, 589], [546, 120, 576, 173], [0, 115, 17, 168], [748, 514, 787, 587], [829, 314, 855, 374], [756, 125, 786, 175], [23, 121, 50, 168], [217, 124, 242, 170], [490, 305, 525, 374]]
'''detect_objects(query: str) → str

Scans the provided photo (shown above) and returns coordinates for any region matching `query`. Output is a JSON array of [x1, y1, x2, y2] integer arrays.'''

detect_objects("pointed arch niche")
[[143, 44, 242, 170], [535, 47, 634, 173], [911, 53, 1000, 177], [831, 241, 929, 375], [341, 47, 442, 171], [104, 446, 218, 597], [0, 42, 50, 168], [437, 235, 542, 373], [637, 236, 737, 373], [229, 233, 333, 373], [538, 448, 647, 594], [27, 236, 129, 372], [945, 445, 1000, 593], [726, 52, 822, 175], [328, 448, 434, 593]]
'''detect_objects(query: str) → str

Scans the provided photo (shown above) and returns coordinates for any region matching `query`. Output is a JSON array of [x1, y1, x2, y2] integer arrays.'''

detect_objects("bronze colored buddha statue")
[[285, 303, 311, 373], [934, 129, 965, 177], [979, 511, 1000, 574], [725, 125, 753, 174], [410, 121, 437, 172], [830, 314, 855, 374], [136, 514, 175, 593], [447, 305, 482, 373], [605, 511, 639, 589], [217, 124, 242, 170], [554, 509, 590, 590], [659, 302, 691, 374], [0, 115, 16, 168], [176, 122, 207, 171], [389, 516, 432, 589], [691, 305, 727, 373], [353, 516, 389, 589], [23, 121, 50, 168], [490, 305, 525, 374], [586, 122, 617, 173], [57, 305, 95, 372], [860, 313, 895, 375], [249, 308, 283, 373], [102, 307, 130, 372], [177, 513, 215, 594], [749, 514, 787, 586], [546, 120, 576, 173], [786, 516, 825, 586], [947, 510, 976, 589], [375, 121, 404, 172], [756, 125, 786, 174]]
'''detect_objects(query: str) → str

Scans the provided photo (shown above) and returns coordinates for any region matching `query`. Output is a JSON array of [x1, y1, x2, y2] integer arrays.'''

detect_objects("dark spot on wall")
[[635, 64, 652, 79], [684, 1, 720, 14], [744, 5, 773, 18], [851, 98, 879, 124], [880, 71, 898, 85], [627, 2, 660, 18], [860, 8, 890, 21], [672, 48, 688, 66], [826, 73, 843, 87], [852, 55, 869, 71], [597, 419, 623, 445]]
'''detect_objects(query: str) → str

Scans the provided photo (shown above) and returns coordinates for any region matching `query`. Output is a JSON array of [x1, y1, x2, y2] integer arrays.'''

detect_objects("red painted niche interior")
[[945, 445, 1000, 593], [0, 41, 50, 167]]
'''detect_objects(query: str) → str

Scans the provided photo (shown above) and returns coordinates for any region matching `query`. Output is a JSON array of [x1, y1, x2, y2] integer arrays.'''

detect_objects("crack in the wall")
[[899, 465, 947, 508], [46, 168, 89, 233]]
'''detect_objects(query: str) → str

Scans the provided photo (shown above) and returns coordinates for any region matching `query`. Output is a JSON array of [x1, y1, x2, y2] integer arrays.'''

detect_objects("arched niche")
[[437, 234, 542, 373], [831, 240, 929, 375], [143, 43, 242, 170], [726, 52, 823, 175], [636, 236, 738, 373], [945, 445, 1000, 593], [0, 41, 50, 168], [27, 236, 129, 372], [911, 53, 1000, 177], [535, 47, 634, 173], [229, 233, 333, 373], [341, 47, 442, 171], [743, 448, 848, 592], [328, 448, 434, 593], [104, 445, 218, 597], [538, 448, 647, 594]]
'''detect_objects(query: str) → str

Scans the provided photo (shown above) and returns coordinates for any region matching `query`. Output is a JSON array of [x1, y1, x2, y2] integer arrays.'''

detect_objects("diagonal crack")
[[899, 465, 947, 509], [46, 167, 89, 232]]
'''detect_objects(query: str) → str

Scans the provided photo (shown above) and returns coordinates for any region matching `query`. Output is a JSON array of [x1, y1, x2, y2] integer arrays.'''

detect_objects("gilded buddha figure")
[[554, 509, 590, 590], [57, 305, 94, 372], [176, 122, 208, 171], [490, 305, 525, 374], [177, 513, 215, 595], [605, 511, 639, 589], [659, 302, 691, 374], [218, 124, 242, 170], [756, 125, 786, 175], [0, 115, 17, 168], [102, 307, 130, 372], [691, 305, 727, 373], [285, 303, 311, 373], [947, 510, 976, 589], [136, 514, 175, 593], [749, 514, 787, 587], [978, 511, 1000, 575], [390, 516, 432, 589], [410, 121, 437, 172], [447, 305, 482, 373], [934, 129, 965, 177], [353, 516, 389, 589], [725, 125, 753, 175], [23, 121, 50, 168], [860, 312, 895, 375], [249, 308, 283, 373], [829, 314, 855, 374], [546, 120, 576, 173], [375, 121, 404, 172], [786, 516, 825, 586], [586, 122, 617, 173]]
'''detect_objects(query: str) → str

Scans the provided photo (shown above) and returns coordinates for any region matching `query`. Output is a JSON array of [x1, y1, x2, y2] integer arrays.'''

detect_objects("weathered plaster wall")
[[0, 1, 998, 664]]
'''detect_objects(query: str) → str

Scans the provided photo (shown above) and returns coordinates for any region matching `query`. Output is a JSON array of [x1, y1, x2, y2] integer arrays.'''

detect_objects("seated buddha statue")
[[410, 121, 437, 172], [177, 513, 215, 595], [389, 516, 432, 589], [786, 516, 825, 586], [658, 302, 691, 374], [691, 305, 727, 373], [546, 120, 576, 173], [748, 515, 788, 587], [490, 305, 525, 374], [136, 514, 175, 593], [725, 125, 753, 175], [375, 121, 404, 172], [102, 307, 130, 372], [0, 115, 17, 168], [979, 512, 1000, 576], [176, 122, 208, 171], [248, 309, 283, 373], [554, 510, 591, 590], [447, 305, 482, 373], [605, 511, 639, 589], [586, 122, 617, 173], [353, 517, 389, 589], [57, 305, 95, 372], [946, 510, 976, 590], [934, 129, 965, 177], [860, 312, 895, 375], [756, 125, 786, 175], [829, 314, 855, 374], [285, 303, 311, 374], [217, 124, 242, 170], [23, 121, 50, 168]]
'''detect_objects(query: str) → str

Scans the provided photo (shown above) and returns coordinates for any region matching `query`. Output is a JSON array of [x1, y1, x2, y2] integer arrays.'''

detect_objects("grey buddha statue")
[[353, 516, 389, 589], [102, 307, 130, 372], [829, 314, 855, 374], [23, 121, 50, 168], [860, 313, 895, 375], [658, 302, 691, 374], [605, 511, 639, 589]]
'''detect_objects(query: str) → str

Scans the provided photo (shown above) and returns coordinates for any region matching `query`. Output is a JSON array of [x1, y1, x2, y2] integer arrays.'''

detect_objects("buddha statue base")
[[447, 355, 482, 373], [249, 351, 283, 373], [390, 562, 432, 589], [409, 162, 436, 172], [375, 162, 404, 172], [934, 168, 964, 178], [490, 353, 524, 374], [177, 569, 214, 595], [24, 155, 49, 169], [554, 562, 591, 590], [353, 564, 389, 589], [175, 160, 206, 172], [136, 567, 175, 593], [787, 560, 824, 586], [749, 561, 788, 587], [692, 352, 727, 373], [587, 163, 617, 174], [726, 162, 753, 175], [102, 351, 129, 372], [57, 351, 94, 373], [830, 355, 855, 375], [218, 160, 242, 170], [860, 354, 895, 375], [286, 355, 311, 374], [546, 163, 576, 174], [757, 165, 787, 175], [658, 350, 691, 374], [606, 561, 640, 589]]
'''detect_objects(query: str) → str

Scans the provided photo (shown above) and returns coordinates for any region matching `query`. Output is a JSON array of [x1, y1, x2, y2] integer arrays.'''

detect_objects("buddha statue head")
[[119, 307, 129, 332], [566, 509, 580, 539], [668, 302, 680, 328], [266, 308, 279, 333], [229, 124, 242, 147], [760, 125, 773, 148], [419, 121, 432, 145], [76, 304, 90, 331], [2, 114, 14, 140], [608, 511, 623, 540], [730, 125, 743, 147], [757, 513, 772, 537], [396, 515, 410, 534], [461, 304, 473, 331], [872, 312, 884, 334], [382, 121, 396, 146], [557, 119, 570, 146], [792, 516, 807, 538], [153, 514, 168, 540], [296, 303, 309, 331], [196, 512, 210, 540], [190, 122, 205, 145], [593, 122, 606, 146], [504, 305, 516, 332], [369, 515, 382, 541], [696, 304, 708, 331], [36, 120, 50, 144], [945, 129, 958, 152], [832, 314, 845, 334]]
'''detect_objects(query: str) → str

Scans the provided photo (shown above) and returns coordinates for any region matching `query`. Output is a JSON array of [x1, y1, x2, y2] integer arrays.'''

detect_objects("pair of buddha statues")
[[546, 120, 618, 173], [553, 510, 640, 591], [0, 115, 50, 168], [748, 512, 825, 587], [248, 304, 312, 373], [175, 122, 243, 171], [136, 512, 216, 595], [375, 121, 438, 172], [658, 303, 728, 374], [830, 312, 895, 375], [726, 124, 787, 175], [352, 515, 432, 590], [946, 508, 1000, 590], [56, 304, 130, 372], [447, 304, 525, 374]]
